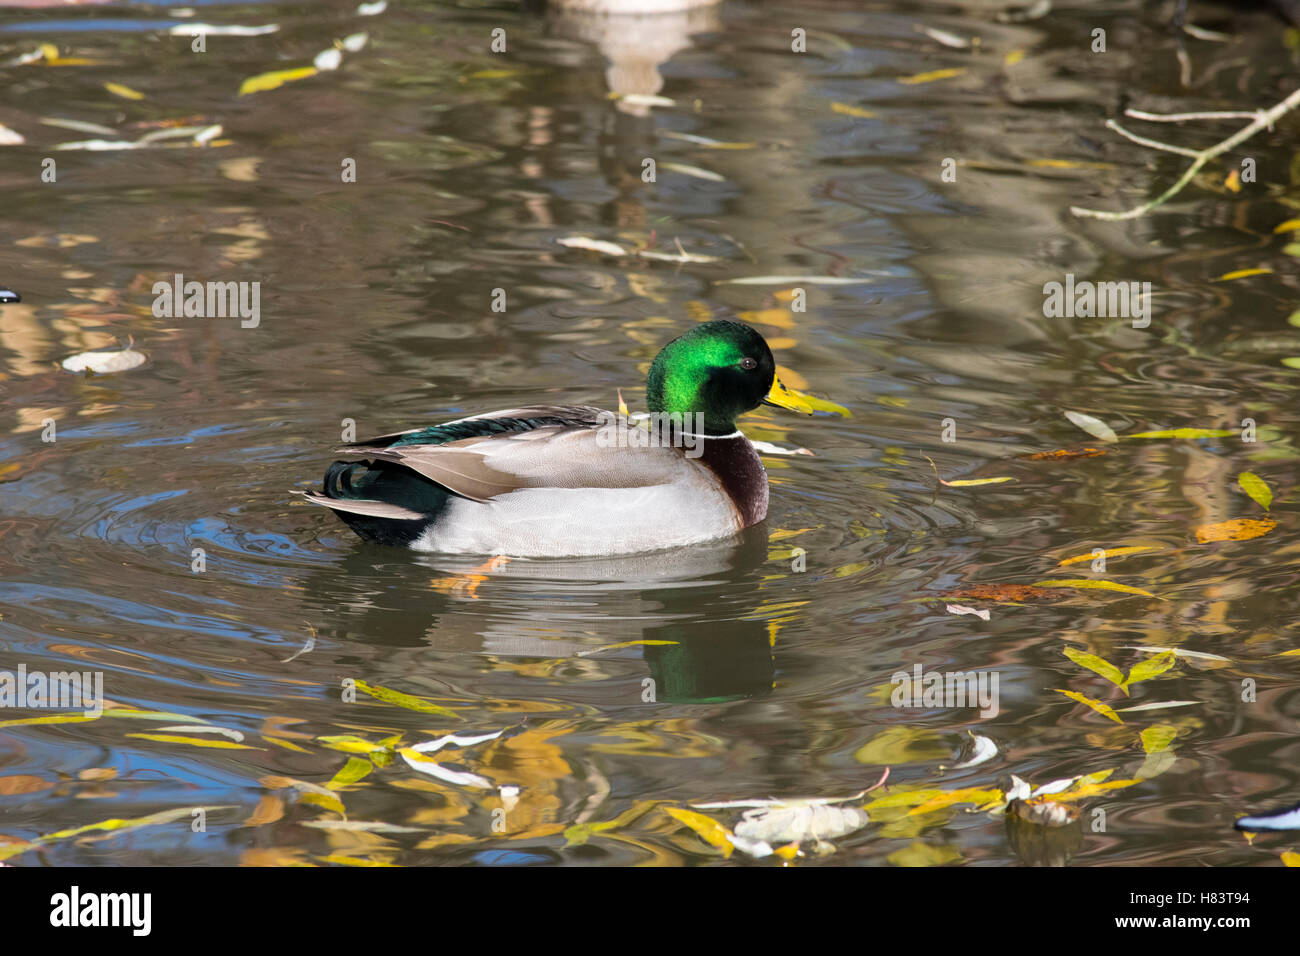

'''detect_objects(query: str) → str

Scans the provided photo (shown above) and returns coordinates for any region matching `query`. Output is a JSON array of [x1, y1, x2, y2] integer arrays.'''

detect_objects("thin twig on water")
[[1071, 86, 1300, 222]]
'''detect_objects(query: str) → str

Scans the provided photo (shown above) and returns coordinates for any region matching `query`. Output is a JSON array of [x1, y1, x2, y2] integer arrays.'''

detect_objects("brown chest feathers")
[[698, 435, 769, 527]]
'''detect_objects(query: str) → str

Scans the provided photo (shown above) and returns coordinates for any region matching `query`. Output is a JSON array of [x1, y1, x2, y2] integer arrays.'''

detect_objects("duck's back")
[[300, 406, 768, 556]]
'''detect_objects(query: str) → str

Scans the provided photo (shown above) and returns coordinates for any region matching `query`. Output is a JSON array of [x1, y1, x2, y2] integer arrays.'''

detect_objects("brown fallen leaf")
[[0, 775, 54, 795], [77, 768, 117, 781], [1022, 447, 1107, 461], [243, 794, 285, 827]]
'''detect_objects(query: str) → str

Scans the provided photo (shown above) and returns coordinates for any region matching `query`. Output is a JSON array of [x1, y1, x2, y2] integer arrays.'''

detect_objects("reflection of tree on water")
[[543, 0, 723, 224]]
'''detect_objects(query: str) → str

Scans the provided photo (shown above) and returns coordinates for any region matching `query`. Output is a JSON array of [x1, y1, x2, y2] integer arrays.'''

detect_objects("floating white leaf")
[[750, 439, 814, 457], [1064, 410, 1118, 443], [313, 47, 343, 71], [1235, 802, 1300, 831], [171, 23, 279, 36], [62, 348, 146, 373]]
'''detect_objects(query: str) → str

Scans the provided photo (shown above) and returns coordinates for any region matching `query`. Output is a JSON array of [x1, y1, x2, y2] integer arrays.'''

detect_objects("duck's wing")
[[330, 405, 693, 504], [340, 405, 608, 450]]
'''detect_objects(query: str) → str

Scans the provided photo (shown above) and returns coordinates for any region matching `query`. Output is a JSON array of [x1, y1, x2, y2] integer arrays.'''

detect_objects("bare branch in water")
[[1071, 86, 1300, 222]]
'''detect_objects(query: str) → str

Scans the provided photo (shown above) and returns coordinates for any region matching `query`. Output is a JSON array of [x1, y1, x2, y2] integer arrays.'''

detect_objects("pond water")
[[2, 0, 1299, 866]]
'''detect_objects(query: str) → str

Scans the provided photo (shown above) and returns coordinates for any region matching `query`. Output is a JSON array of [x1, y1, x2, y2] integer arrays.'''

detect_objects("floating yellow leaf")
[[1004, 49, 1025, 66], [1062, 647, 1127, 689], [664, 807, 734, 857], [0, 713, 97, 729], [327, 757, 374, 790], [299, 792, 346, 815], [922, 454, 1014, 488], [1140, 724, 1178, 755], [352, 679, 459, 718], [906, 788, 1004, 816], [1054, 688, 1124, 724], [1194, 517, 1277, 543], [1027, 159, 1117, 170], [1238, 472, 1273, 511], [1274, 218, 1300, 233], [1032, 578, 1156, 598], [126, 733, 257, 749], [1283, 851, 1300, 866], [831, 102, 878, 118], [576, 639, 680, 656], [563, 801, 658, 846], [44, 805, 235, 843], [104, 82, 144, 101], [1039, 778, 1142, 802], [769, 527, 817, 541], [1125, 428, 1235, 439], [1058, 546, 1160, 566], [317, 734, 395, 755], [260, 775, 345, 814], [897, 67, 967, 85], [238, 66, 319, 96], [943, 476, 1016, 487], [861, 788, 947, 813], [1216, 267, 1272, 281], [1224, 169, 1242, 193]]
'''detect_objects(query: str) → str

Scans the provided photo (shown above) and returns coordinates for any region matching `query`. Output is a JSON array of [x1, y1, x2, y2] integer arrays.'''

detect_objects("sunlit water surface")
[[2, 0, 1300, 866]]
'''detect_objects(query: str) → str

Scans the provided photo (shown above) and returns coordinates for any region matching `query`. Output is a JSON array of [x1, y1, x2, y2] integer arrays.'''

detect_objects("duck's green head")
[[645, 320, 821, 435]]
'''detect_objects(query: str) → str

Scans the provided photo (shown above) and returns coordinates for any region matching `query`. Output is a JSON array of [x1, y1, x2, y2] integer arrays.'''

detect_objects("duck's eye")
[[739, 357, 758, 370]]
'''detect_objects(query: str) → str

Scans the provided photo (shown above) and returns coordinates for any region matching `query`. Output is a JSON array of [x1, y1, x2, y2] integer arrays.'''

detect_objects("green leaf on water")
[[1140, 724, 1178, 755], [1122, 650, 1177, 691], [351, 679, 459, 718], [563, 801, 658, 846], [1282, 357, 1300, 369], [327, 757, 374, 790], [1238, 472, 1273, 510], [1032, 578, 1157, 598], [1062, 647, 1127, 690]]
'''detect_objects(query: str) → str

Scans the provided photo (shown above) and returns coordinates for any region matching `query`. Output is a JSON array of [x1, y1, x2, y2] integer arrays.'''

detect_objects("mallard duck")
[[300, 320, 833, 556]]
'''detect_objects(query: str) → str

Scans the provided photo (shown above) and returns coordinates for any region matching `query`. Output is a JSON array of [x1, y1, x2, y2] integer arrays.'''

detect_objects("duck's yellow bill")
[[763, 375, 851, 417]]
